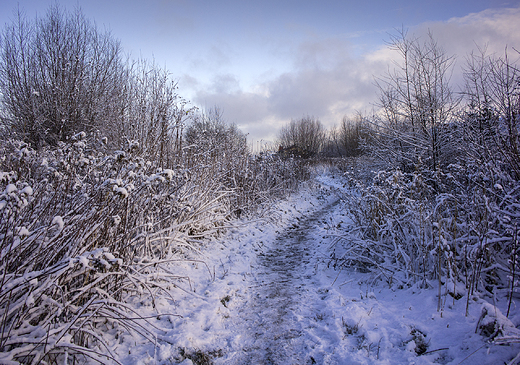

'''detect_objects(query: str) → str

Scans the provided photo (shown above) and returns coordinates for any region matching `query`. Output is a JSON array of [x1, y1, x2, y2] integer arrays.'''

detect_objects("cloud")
[[208, 74, 241, 94], [412, 6, 520, 56], [191, 66, 383, 142], [196, 88, 270, 124], [187, 43, 234, 73], [192, 38, 385, 142], [189, 5, 520, 144], [399, 6, 520, 89]]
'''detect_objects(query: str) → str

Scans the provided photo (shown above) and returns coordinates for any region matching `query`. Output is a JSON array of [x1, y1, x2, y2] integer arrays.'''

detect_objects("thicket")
[[0, 6, 312, 364], [277, 115, 366, 158], [0, 134, 310, 363], [333, 31, 520, 332], [277, 116, 327, 158]]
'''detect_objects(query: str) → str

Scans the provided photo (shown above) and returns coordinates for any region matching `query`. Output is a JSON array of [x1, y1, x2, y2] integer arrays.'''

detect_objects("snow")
[[162, 169, 176, 180], [25, 293, 35, 307], [20, 186, 33, 196], [115, 171, 520, 364], [17, 226, 30, 237], [51, 215, 64, 230], [112, 215, 122, 226], [4, 183, 16, 194], [114, 186, 129, 198], [78, 255, 89, 268]]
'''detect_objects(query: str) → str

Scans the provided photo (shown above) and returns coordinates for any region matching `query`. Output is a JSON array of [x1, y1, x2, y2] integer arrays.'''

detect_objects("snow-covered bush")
[[0, 131, 311, 362], [334, 162, 519, 312], [335, 32, 520, 320]]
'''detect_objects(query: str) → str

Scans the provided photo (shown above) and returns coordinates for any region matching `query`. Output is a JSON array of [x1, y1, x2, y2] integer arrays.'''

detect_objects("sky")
[[1, 0, 520, 147]]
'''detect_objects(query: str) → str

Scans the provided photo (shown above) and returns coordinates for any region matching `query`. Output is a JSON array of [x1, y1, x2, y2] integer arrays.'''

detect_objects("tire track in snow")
[[229, 195, 341, 364]]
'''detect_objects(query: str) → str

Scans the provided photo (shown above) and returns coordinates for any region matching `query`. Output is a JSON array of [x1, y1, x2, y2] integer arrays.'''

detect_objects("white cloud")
[[416, 6, 520, 56]]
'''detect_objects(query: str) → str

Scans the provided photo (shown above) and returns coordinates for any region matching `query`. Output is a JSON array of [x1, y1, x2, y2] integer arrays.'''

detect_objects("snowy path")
[[217, 177, 520, 365], [230, 197, 341, 364], [125, 173, 520, 364]]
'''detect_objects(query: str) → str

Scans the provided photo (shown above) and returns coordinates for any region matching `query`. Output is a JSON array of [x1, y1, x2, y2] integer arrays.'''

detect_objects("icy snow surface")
[[121, 172, 520, 364]]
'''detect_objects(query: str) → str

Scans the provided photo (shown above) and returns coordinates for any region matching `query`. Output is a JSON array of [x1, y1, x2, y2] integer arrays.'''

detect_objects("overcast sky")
[[1, 0, 520, 146]]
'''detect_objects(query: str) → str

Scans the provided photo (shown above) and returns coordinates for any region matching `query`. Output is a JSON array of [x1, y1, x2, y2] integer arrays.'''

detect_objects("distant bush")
[[277, 116, 326, 158], [323, 115, 366, 158]]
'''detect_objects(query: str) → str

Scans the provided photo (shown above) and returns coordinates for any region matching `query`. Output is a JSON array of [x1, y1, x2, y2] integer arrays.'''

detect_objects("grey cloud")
[[195, 87, 271, 125], [180, 74, 200, 90], [209, 74, 241, 94], [188, 43, 234, 72]]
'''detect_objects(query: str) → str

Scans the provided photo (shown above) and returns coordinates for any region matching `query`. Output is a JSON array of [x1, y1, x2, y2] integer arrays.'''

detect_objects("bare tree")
[[122, 58, 193, 166], [323, 115, 366, 157], [339, 115, 365, 157], [185, 107, 247, 162], [0, 5, 126, 147]]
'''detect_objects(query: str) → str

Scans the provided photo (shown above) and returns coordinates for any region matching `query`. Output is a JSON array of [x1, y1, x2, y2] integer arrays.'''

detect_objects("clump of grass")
[[410, 328, 429, 355], [220, 295, 231, 308], [342, 317, 361, 336], [177, 348, 223, 365]]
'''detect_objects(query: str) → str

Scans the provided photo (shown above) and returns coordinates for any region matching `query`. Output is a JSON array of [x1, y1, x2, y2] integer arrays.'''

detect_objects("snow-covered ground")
[[117, 171, 520, 364]]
